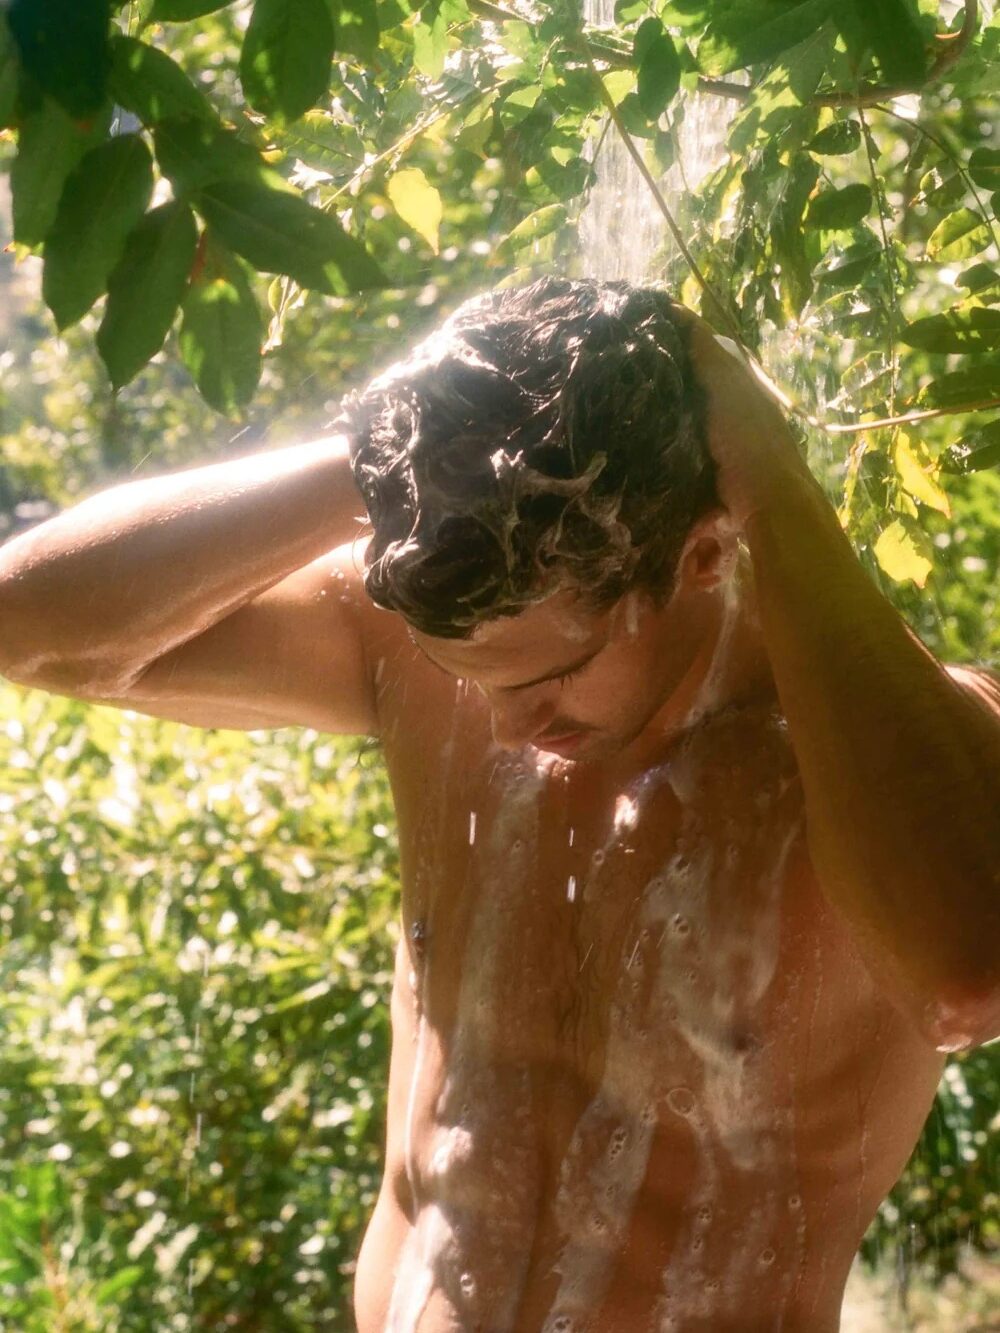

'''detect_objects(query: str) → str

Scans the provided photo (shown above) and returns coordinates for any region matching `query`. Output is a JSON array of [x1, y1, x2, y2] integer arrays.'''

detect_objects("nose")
[[488, 691, 556, 751]]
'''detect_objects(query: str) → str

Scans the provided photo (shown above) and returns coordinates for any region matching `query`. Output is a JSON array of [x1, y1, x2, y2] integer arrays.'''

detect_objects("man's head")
[[341, 276, 738, 758]]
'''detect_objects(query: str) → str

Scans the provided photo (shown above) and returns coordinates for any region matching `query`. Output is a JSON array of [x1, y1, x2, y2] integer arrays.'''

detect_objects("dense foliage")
[[1, 0, 998, 1327]]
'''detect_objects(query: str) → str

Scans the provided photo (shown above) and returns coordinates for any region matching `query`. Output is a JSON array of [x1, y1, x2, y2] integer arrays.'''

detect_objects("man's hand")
[[677, 309, 816, 530]]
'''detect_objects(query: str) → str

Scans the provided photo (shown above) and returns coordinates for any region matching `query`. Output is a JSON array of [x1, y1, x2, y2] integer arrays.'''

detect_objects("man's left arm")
[[684, 314, 1000, 1051], [744, 439, 1000, 1053]]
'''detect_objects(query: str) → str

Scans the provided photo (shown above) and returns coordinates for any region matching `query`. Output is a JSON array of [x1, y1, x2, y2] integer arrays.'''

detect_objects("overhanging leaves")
[[330, 0, 380, 63], [109, 36, 216, 126], [179, 237, 262, 414], [696, 0, 833, 77], [154, 117, 293, 195], [926, 209, 992, 262], [634, 19, 680, 119], [10, 97, 109, 247], [195, 180, 386, 293], [902, 308, 1000, 355], [240, 0, 335, 123], [386, 168, 442, 254], [939, 419, 1000, 474], [844, 0, 928, 87], [150, 0, 238, 19], [42, 135, 154, 330], [7, 0, 111, 119], [97, 202, 200, 389], [804, 183, 872, 229]]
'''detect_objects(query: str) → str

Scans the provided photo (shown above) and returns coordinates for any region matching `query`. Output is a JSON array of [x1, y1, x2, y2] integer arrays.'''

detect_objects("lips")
[[535, 730, 586, 757]]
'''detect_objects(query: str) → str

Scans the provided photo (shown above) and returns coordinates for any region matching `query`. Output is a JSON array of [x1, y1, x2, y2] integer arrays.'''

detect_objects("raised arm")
[[0, 434, 379, 735]]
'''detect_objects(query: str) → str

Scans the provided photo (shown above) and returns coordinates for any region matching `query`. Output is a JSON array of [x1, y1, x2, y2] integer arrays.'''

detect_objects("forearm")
[[745, 469, 1000, 1047], [0, 434, 363, 692]]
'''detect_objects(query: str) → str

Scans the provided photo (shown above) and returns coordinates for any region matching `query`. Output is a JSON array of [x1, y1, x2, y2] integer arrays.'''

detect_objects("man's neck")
[[631, 550, 778, 768]]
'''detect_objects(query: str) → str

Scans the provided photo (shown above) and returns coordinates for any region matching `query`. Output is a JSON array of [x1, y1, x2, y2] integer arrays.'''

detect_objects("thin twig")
[[876, 104, 1000, 262], [859, 106, 900, 416]]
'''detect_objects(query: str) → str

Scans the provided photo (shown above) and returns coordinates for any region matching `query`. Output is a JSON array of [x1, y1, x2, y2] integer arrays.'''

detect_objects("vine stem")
[[859, 106, 900, 418]]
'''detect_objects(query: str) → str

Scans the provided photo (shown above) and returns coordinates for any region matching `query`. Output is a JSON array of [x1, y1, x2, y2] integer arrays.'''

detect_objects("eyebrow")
[[411, 638, 602, 691]]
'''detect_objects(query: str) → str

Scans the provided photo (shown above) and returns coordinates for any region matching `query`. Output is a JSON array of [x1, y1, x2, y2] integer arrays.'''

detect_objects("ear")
[[676, 508, 740, 593]]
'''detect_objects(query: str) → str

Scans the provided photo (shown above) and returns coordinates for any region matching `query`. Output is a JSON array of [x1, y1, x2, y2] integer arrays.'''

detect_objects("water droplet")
[[691, 1235, 703, 1253], [459, 1271, 476, 1299], [592, 848, 606, 867], [697, 1205, 713, 1226], [670, 913, 691, 937], [788, 1194, 802, 1211], [667, 1087, 695, 1117], [640, 1103, 658, 1128], [760, 1247, 776, 1266]]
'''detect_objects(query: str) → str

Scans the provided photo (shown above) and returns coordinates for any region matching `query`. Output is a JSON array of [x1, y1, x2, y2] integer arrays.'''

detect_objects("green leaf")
[[956, 264, 1000, 297], [150, 0, 237, 18], [498, 203, 567, 258], [97, 202, 199, 388], [154, 118, 293, 196], [94, 1266, 144, 1305], [109, 36, 215, 126], [10, 97, 109, 246], [697, 0, 833, 77], [939, 419, 1000, 474], [846, 0, 928, 86], [902, 307, 1000, 354], [635, 20, 681, 119], [808, 119, 861, 156], [0, 13, 20, 130], [894, 433, 950, 515], [42, 136, 154, 330], [7, 0, 111, 119], [241, 0, 335, 122], [180, 237, 262, 413], [968, 148, 1000, 193], [804, 183, 872, 229], [386, 167, 442, 253], [917, 364, 1000, 408], [412, 6, 448, 79], [195, 180, 386, 293], [926, 208, 992, 262], [329, 0, 380, 63], [873, 517, 933, 587]]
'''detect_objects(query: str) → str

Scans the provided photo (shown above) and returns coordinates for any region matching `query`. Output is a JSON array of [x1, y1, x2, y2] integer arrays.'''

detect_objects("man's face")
[[410, 580, 713, 764]]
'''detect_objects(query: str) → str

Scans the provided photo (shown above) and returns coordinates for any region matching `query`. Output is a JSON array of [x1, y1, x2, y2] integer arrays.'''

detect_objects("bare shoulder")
[[945, 662, 1000, 715]]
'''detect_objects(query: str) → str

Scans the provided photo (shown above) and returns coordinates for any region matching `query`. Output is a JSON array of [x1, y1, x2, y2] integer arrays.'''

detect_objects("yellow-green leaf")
[[893, 433, 950, 516], [873, 519, 932, 587], [386, 167, 442, 254], [926, 209, 991, 263]]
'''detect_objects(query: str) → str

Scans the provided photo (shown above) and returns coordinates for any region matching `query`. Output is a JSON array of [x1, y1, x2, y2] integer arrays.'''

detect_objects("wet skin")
[[347, 544, 945, 1333]]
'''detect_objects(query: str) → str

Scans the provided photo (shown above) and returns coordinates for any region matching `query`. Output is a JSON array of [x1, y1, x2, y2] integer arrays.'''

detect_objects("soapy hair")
[[338, 276, 718, 639]]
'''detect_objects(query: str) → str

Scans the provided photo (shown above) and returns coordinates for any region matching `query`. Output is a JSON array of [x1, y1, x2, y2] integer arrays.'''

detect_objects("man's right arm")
[[0, 435, 380, 735]]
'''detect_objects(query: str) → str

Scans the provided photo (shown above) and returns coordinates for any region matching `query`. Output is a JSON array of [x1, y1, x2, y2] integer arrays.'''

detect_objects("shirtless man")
[[1, 277, 998, 1332]]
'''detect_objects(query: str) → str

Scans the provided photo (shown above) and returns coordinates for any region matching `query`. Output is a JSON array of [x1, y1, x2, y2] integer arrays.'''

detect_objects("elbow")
[[918, 975, 1000, 1053]]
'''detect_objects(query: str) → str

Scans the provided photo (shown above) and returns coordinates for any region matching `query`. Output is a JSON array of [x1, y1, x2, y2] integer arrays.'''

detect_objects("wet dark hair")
[[339, 276, 718, 639]]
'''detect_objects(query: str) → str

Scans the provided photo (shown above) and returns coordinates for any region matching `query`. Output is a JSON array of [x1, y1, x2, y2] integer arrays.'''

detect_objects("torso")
[[353, 621, 944, 1333]]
